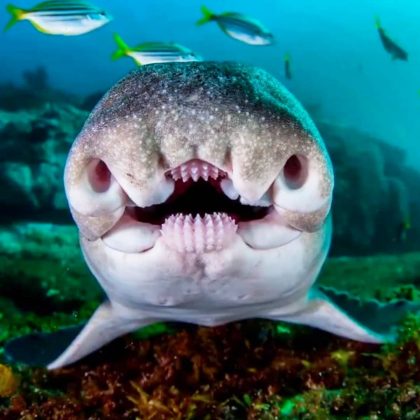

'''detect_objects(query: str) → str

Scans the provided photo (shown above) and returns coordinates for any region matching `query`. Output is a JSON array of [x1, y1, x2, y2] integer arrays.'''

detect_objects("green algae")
[[0, 224, 100, 355]]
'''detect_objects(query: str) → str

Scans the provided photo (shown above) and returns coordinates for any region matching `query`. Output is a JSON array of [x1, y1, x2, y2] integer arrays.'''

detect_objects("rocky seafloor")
[[0, 71, 419, 418]]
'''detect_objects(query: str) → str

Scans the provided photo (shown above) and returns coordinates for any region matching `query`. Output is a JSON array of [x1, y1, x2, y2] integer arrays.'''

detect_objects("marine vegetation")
[[0, 314, 418, 418]]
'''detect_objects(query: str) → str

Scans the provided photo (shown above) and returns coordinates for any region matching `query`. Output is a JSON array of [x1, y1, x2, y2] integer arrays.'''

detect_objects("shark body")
[[11, 62, 416, 369]]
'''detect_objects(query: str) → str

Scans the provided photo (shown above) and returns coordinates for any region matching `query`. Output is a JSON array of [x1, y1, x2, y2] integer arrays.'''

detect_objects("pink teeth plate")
[[169, 159, 226, 182], [161, 212, 237, 253]]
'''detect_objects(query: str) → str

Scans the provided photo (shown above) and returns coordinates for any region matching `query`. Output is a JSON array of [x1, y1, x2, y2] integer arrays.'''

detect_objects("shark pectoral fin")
[[47, 301, 158, 370], [267, 290, 395, 343], [318, 286, 419, 337]]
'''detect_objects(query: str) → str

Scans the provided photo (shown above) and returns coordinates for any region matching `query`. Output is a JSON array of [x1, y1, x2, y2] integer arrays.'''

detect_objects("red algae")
[[0, 317, 418, 419]]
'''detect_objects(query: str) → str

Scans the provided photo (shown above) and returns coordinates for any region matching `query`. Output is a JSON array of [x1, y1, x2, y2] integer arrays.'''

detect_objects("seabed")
[[0, 223, 418, 419]]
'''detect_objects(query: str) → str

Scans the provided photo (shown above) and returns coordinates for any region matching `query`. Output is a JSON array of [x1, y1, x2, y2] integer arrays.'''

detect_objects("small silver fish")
[[5, 1, 111, 35], [196, 5, 274, 46], [112, 33, 202, 66]]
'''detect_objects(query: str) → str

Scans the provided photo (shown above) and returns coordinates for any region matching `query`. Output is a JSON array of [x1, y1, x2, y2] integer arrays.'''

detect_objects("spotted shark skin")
[[24, 62, 414, 370]]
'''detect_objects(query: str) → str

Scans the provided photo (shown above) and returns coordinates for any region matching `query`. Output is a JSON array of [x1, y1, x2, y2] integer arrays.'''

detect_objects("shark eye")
[[88, 159, 111, 193], [283, 154, 308, 190]]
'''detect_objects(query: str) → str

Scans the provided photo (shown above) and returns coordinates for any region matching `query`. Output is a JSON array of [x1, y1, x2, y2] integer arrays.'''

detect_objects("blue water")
[[1, 0, 420, 167]]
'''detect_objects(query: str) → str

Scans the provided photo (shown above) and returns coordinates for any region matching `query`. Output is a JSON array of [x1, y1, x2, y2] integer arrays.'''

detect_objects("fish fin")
[[4, 4, 26, 31], [374, 16, 382, 29], [5, 324, 84, 367], [48, 300, 158, 369], [111, 32, 131, 60], [266, 286, 418, 343], [196, 5, 214, 26], [318, 286, 419, 335]]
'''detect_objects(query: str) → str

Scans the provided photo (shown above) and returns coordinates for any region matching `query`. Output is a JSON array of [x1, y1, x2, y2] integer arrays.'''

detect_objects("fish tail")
[[4, 4, 26, 32], [112, 33, 131, 61], [196, 5, 214, 26]]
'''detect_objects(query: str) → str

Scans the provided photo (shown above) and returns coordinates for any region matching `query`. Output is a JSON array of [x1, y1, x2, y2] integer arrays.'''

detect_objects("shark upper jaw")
[[99, 159, 302, 254]]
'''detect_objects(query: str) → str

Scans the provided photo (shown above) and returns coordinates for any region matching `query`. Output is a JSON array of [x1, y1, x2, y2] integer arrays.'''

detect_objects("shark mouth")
[[134, 160, 270, 223], [101, 159, 301, 253], [138, 160, 270, 252]]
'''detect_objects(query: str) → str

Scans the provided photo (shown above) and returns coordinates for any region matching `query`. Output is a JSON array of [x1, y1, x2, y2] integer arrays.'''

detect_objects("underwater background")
[[0, 0, 419, 418]]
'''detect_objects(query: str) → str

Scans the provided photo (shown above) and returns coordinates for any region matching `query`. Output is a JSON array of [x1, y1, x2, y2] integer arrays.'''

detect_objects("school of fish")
[[4, 2, 409, 72]]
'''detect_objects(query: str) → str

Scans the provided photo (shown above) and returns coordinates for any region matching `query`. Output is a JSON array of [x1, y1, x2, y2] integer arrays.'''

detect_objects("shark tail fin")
[[5, 4, 26, 32], [196, 5, 214, 26]]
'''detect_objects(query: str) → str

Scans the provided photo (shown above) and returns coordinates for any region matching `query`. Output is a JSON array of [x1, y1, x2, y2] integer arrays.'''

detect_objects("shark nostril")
[[88, 159, 112, 193], [66, 157, 127, 217], [283, 154, 308, 190]]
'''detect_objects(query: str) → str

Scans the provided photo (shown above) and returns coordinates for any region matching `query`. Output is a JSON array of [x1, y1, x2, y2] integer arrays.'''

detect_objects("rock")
[[318, 121, 419, 256], [0, 162, 36, 208], [0, 104, 87, 220]]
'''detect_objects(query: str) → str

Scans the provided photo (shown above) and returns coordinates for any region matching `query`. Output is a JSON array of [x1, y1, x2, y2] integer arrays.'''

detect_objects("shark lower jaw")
[[100, 159, 301, 254], [160, 212, 238, 253]]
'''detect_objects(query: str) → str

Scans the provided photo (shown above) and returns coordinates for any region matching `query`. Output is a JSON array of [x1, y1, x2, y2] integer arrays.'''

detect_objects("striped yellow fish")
[[5, 1, 112, 35]]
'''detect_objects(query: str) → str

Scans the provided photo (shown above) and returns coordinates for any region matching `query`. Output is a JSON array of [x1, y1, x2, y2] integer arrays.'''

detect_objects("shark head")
[[64, 62, 334, 312]]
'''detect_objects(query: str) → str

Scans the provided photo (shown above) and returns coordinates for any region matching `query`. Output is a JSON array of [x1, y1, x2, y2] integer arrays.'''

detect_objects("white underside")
[[223, 28, 272, 45], [47, 215, 391, 370], [28, 15, 107, 35], [82, 221, 330, 312], [129, 52, 200, 65]]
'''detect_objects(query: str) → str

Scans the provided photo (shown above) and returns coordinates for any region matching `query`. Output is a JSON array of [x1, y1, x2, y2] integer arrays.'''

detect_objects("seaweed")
[[0, 316, 418, 419]]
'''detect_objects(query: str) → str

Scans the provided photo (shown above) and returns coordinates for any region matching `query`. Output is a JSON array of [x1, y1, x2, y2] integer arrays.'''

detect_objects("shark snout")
[[64, 145, 331, 254]]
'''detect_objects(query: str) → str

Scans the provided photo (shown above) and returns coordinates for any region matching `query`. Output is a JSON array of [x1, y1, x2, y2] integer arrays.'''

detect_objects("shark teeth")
[[169, 160, 226, 182], [161, 212, 237, 253], [170, 161, 272, 207]]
